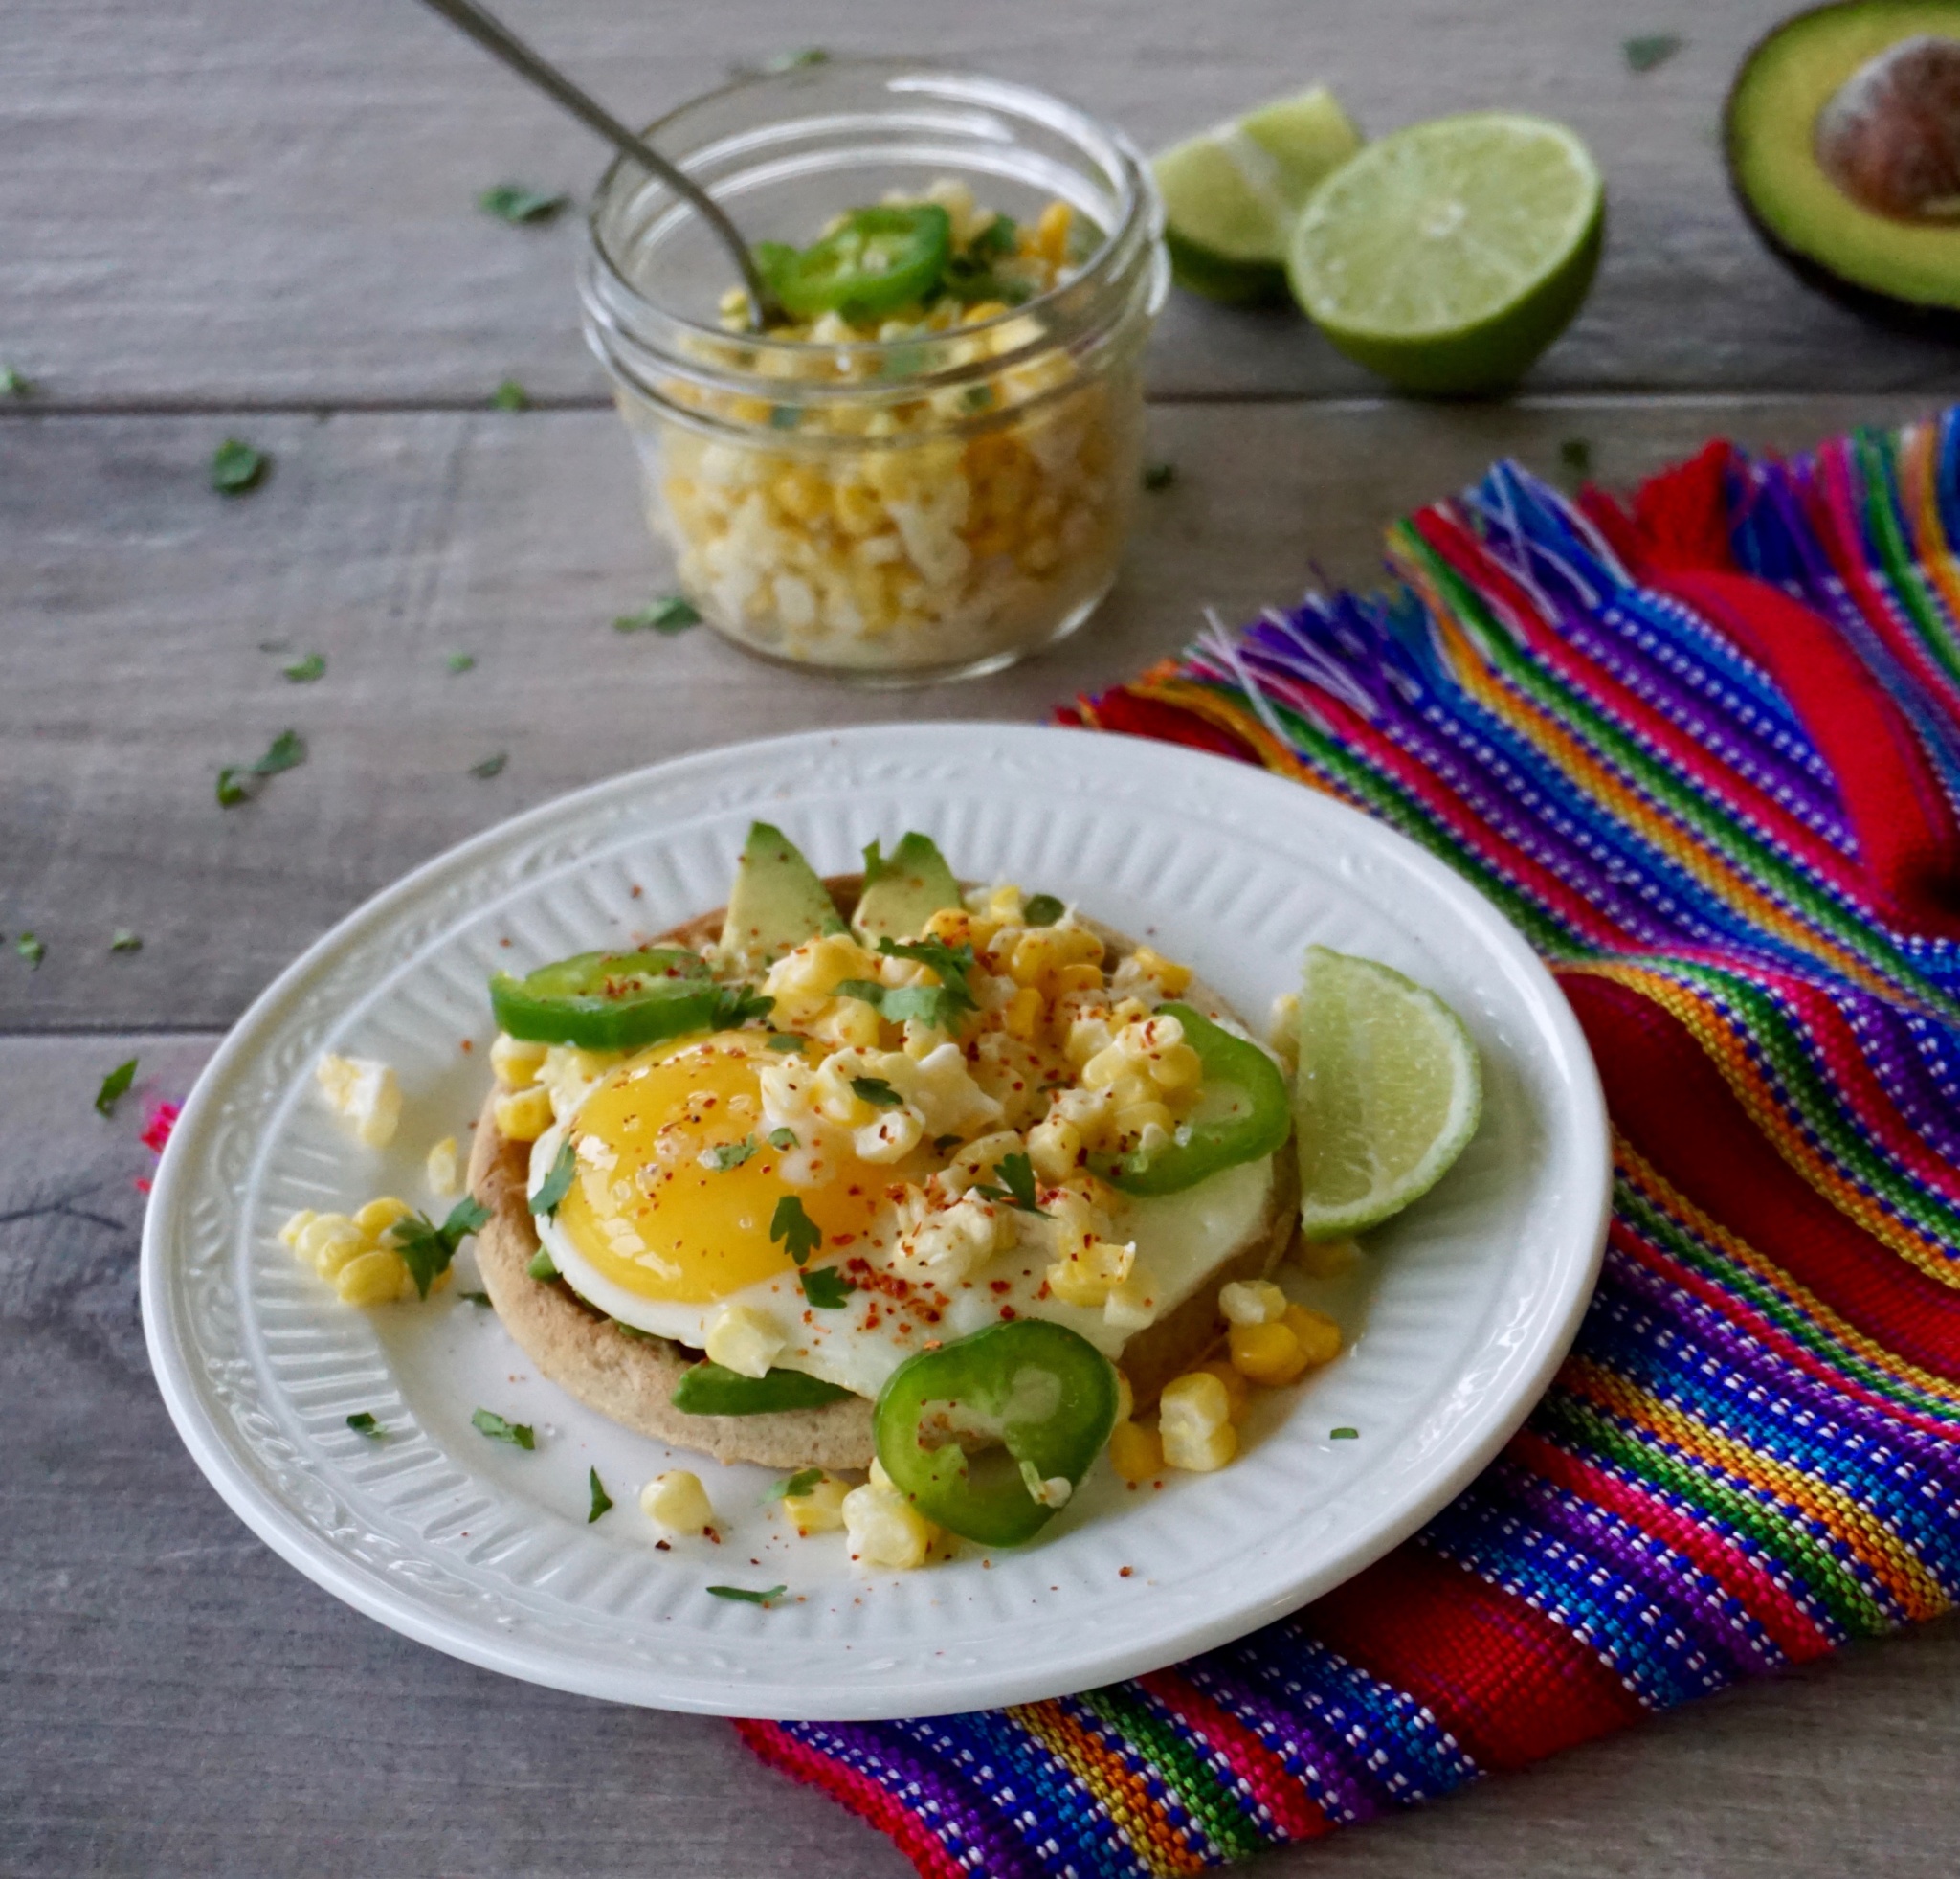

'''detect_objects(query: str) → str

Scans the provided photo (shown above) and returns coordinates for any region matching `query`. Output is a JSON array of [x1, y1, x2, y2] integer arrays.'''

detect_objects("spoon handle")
[[415, 0, 780, 326]]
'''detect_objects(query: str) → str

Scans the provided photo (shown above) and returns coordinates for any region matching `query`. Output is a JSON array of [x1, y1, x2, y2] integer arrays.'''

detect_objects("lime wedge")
[[1293, 946, 1482, 1238], [1153, 86, 1364, 303], [1286, 111, 1603, 394]]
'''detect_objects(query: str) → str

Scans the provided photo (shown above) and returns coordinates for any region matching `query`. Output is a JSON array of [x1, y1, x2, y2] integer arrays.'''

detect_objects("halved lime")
[[1294, 945, 1482, 1238], [1153, 86, 1364, 303], [1286, 112, 1604, 394]]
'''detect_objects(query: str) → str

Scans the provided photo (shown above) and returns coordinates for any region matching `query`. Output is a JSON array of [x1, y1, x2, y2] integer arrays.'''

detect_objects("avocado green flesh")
[[717, 821, 845, 972], [852, 832, 963, 942], [1727, 0, 1960, 315]]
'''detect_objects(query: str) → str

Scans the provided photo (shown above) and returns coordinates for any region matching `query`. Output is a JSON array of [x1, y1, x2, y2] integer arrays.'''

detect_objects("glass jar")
[[580, 60, 1167, 683]]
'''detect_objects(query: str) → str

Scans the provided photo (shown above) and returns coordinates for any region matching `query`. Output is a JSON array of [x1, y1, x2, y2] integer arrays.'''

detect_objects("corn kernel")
[[1008, 929, 1060, 988], [1194, 1358, 1253, 1422], [1147, 1040, 1204, 1091], [354, 1196, 414, 1238], [703, 1304, 786, 1378], [781, 1472, 852, 1536], [1219, 1279, 1288, 1327], [1159, 1372, 1237, 1472], [335, 1246, 408, 1308], [1107, 1420, 1159, 1485], [1035, 199, 1072, 266], [1026, 1112, 1082, 1184], [921, 907, 973, 946], [278, 1209, 318, 1251], [493, 1084, 556, 1143], [425, 1135, 461, 1199], [843, 1481, 934, 1569], [1230, 1319, 1310, 1387], [490, 1032, 549, 1088], [1294, 1235, 1363, 1279], [295, 1213, 368, 1277], [1049, 925, 1104, 968], [1050, 963, 1104, 996], [314, 1052, 402, 1149], [1103, 1265, 1160, 1331], [1284, 1303, 1344, 1368], [1128, 946, 1192, 996], [1046, 1235, 1134, 1307], [1114, 1367, 1134, 1424], [1080, 1043, 1128, 1090], [1001, 985, 1044, 1041], [641, 1470, 716, 1533]]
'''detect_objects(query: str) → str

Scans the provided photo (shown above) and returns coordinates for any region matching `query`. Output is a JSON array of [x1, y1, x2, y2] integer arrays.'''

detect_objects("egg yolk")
[[553, 1033, 881, 1303]]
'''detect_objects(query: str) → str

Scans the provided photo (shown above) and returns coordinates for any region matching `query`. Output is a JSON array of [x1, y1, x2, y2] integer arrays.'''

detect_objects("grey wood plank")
[[7, 0, 1960, 408], [7, 391, 1952, 1034], [7, 1031, 1960, 1878]]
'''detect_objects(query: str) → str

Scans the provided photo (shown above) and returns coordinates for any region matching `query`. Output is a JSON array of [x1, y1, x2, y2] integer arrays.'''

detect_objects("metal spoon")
[[414, 0, 784, 328]]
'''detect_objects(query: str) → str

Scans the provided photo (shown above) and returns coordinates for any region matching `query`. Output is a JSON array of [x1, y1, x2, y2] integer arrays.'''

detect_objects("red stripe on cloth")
[[733, 1720, 969, 1879], [1561, 972, 1960, 1376], [1632, 441, 1742, 574], [1136, 1669, 1333, 1844], [1058, 686, 1262, 763], [1310, 1547, 1645, 1771], [1657, 570, 1960, 932], [1506, 1425, 1836, 1666]]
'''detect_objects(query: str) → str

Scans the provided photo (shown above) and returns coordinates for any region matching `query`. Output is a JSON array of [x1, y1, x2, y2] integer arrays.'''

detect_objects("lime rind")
[[1293, 945, 1483, 1238]]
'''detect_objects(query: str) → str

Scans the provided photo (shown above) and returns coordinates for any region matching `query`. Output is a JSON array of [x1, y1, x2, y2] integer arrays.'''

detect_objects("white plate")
[[143, 723, 1609, 1721]]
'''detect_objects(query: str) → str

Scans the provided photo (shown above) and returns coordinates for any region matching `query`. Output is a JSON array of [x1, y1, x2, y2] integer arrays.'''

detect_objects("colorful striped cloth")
[[739, 409, 1960, 1875]]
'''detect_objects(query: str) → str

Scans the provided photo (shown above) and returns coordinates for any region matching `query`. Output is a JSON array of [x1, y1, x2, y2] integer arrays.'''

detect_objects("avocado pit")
[[1815, 34, 1960, 221]]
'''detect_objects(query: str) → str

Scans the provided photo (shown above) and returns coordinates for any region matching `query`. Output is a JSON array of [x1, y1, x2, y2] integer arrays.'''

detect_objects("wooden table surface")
[[8, 2, 1960, 1872]]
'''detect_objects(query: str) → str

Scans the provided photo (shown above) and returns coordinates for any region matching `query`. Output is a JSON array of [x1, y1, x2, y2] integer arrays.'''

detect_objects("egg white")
[[528, 1113, 1275, 1402]]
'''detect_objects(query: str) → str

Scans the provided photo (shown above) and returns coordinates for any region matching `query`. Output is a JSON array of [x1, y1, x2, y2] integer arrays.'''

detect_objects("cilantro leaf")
[[491, 378, 528, 411], [834, 976, 968, 1032], [216, 727, 305, 807], [703, 1134, 759, 1172], [765, 1033, 804, 1051], [612, 1318, 650, 1338], [849, 1075, 903, 1108], [281, 652, 326, 682], [765, 1468, 825, 1502], [1330, 1426, 1360, 1440], [346, 1411, 383, 1437], [931, 1132, 964, 1152], [799, 1265, 856, 1309], [769, 1194, 823, 1266], [707, 1582, 788, 1605], [1, 365, 33, 398], [1623, 33, 1682, 71], [211, 437, 269, 495], [526, 1248, 559, 1282], [472, 1407, 535, 1449], [94, 1058, 138, 1118], [1141, 461, 1176, 492], [459, 1289, 494, 1306], [530, 1139, 577, 1216], [385, 1196, 492, 1300], [479, 183, 568, 224], [974, 213, 1017, 257], [446, 651, 476, 674], [874, 936, 978, 1021], [108, 928, 142, 953], [16, 933, 44, 968], [710, 983, 774, 1030], [469, 751, 507, 779], [588, 1466, 614, 1522], [1558, 436, 1593, 480], [971, 1151, 1045, 1215], [1021, 892, 1065, 928], [614, 594, 702, 635], [768, 1126, 798, 1151]]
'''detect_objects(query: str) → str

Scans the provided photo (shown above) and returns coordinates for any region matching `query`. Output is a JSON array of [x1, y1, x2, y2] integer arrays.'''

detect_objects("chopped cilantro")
[[768, 1127, 798, 1151], [94, 1058, 138, 1118], [974, 213, 1018, 257], [1, 365, 33, 397], [469, 752, 507, 779], [1141, 461, 1176, 492], [799, 1265, 855, 1309], [446, 651, 476, 674], [768, 405, 801, 430], [281, 652, 326, 683], [385, 1197, 492, 1300], [1330, 1426, 1360, 1441], [1558, 436, 1593, 479], [961, 385, 994, 413], [849, 1075, 903, 1108], [16, 933, 44, 968], [765, 1033, 805, 1052], [704, 1134, 759, 1172], [835, 976, 969, 1032], [472, 1407, 535, 1449], [346, 1411, 383, 1437], [108, 928, 142, 953], [710, 983, 775, 1031], [216, 727, 305, 807], [526, 1248, 559, 1282], [613, 593, 702, 635], [707, 1582, 788, 1605], [479, 183, 568, 224], [876, 935, 978, 1010], [766, 1468, 825, 1502], [459, 1289, 494, 1306], [971, 1151, 1045, 1216], [612, 1319, 650, 1338], [763, 47, 829, 70], [1021, 893, 1065, 927], [587, 1466, 614, 1522], [211, 437, 269, 495], [491, 378, 528, 411], [769, 1194, 823, 1266], [932, 1132, 964, 1152], [529, 1140, 577, 1216], [1623, 34, 1682, 71]]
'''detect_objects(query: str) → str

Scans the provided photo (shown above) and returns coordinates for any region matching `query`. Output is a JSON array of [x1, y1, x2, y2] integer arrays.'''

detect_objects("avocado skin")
[[1723, 1, 1960, 338]]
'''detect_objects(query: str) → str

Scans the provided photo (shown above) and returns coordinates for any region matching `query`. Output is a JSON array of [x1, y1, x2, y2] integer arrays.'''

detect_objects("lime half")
[[1294, 945, 1482, 1238], [1286, 111, 1603, 393], [1153, 87, 1364, 303]]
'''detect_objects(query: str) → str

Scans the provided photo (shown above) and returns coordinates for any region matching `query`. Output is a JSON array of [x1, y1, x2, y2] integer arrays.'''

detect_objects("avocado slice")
[[1727, 2, 1960, 330], [851, 833, 963, 942], [717, 822, 845, 972]]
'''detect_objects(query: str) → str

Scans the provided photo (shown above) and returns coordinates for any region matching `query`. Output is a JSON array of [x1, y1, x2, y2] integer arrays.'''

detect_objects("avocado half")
[[1727, 1, 1960, 332]]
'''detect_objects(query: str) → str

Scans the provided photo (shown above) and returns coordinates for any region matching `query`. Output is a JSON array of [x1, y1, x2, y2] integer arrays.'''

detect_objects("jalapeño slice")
[[489, 949, 717, 1051], [756, 204, 953, 322]]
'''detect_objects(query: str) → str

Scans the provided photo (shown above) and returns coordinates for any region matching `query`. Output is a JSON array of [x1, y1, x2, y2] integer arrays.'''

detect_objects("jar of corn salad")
[[580, 61, 1168, 682]]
